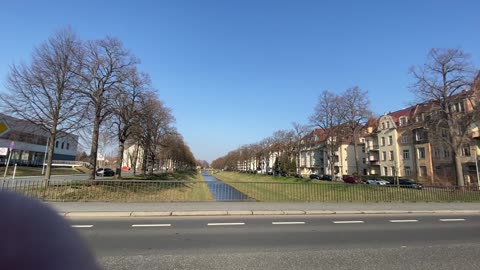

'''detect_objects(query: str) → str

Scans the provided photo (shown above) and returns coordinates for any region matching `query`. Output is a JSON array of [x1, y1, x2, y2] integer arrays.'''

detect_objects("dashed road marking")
[[132, 224, 172, 227], [439, 219, 466, 222], [71, 225, 93, 228], [272, 222, 306, 225], [333, 221, 364, 224], [207, 222, 245, 226], [389, 220, 418, 223]]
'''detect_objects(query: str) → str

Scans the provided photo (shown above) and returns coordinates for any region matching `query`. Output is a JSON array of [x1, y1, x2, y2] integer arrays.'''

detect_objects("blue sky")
[[1, 0, 479, 162]]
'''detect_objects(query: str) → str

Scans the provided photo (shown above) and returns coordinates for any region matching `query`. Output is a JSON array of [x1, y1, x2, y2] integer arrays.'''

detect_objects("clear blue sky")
[[1, 0, 479, 162]]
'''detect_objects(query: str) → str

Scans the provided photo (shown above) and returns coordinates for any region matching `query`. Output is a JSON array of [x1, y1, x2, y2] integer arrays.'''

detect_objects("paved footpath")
[[47, 201, 480, 217]]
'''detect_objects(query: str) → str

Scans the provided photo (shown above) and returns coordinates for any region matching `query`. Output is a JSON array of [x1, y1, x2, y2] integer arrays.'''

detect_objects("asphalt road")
[[71, 214, 480, 270]]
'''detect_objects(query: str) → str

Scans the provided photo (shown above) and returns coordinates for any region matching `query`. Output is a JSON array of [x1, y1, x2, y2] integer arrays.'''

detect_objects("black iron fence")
[[1, 179, 479, 202]]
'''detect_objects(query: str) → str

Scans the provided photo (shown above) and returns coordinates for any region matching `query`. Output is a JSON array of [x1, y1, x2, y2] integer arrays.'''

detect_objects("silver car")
[[366, 179, 389, 185]]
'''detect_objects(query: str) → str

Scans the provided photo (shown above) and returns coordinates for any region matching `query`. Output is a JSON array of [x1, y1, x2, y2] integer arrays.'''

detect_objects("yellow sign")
[[0, 121, 10, 136]]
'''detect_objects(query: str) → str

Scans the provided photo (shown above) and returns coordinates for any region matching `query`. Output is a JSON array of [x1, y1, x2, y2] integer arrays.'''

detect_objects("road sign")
[[0, 148, 7, 156], [0, 121, 9, 136], [9, 141, 14, 151], [97, 153, 105, 161]]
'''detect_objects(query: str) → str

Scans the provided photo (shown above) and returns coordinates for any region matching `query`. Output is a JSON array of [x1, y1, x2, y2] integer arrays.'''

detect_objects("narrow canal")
[[202, 171, 251, 201]]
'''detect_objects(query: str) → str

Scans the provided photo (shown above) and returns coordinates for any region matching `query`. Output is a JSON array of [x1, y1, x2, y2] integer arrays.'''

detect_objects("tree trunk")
[[132, 143, 139, 175], [352, 129, 360, 175], [142, 146, 148, 175], [454, 152, 465, 187], [43, 131, 57, 187], [115, 139, 125, 179], [89, 115, 101, 180]]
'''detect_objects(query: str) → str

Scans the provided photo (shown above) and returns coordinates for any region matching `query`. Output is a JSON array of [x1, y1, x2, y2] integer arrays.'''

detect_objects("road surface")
[[71, 214, 480, 270]]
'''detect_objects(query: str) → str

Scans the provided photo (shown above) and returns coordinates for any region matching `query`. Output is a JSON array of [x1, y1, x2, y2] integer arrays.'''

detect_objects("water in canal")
[[202, 171, 251, 201]]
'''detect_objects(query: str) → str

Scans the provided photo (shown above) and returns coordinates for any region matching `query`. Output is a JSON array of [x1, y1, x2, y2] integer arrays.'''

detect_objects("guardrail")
[[1, 180, 479, 202]]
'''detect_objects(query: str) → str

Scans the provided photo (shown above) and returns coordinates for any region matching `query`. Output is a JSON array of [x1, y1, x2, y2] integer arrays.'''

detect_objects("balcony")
[[367, 145, 379, 151]]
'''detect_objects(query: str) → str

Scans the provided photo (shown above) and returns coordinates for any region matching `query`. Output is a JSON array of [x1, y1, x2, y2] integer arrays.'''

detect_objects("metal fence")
[[1, 179, 480, 202]]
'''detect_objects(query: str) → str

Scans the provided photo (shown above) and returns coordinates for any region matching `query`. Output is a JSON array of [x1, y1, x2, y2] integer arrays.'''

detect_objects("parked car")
[[321, 174, 332, 181], [309, 174, 321, 180], [280, 171, 288, 177], [343, 176, 361, 184], [291, 173, 303, 178], [389, 178, 423, 189], [96, 168, 115, 177], [366, 179, 390, 185]]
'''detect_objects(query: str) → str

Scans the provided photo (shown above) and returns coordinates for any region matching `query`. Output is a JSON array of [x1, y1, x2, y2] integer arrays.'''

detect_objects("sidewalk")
[[47, 202, 480, 217]]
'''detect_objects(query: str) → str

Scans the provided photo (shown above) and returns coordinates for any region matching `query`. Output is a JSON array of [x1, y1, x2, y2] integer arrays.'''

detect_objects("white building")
[[0, 113, 78, 165]]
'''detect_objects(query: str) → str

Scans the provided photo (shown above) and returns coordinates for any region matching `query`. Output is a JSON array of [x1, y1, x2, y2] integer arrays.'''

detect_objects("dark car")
[[321, 174, 332, 181], [291, 173, 303, 178], [96, 168, 115, 177], [309, 174, 321, 180], [389, 178, 423, 189], [280, 171, 288, 177], [343, 176, 361, 184]]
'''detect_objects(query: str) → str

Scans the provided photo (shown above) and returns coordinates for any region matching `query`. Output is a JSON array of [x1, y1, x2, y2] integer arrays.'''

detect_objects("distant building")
[[0, 113, 78, 165]]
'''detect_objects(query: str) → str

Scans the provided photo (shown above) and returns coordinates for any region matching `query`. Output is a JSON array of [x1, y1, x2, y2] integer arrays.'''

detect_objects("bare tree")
[[110, 67, 148, 178], [75, 37, 137, 179], [310, 90, 347, 178], [1, 28, 85, 184], [341, 86, 372, 175], [136, 92, 175, 174], [410, 48, 476, 187], [292, 122, 311, 174]]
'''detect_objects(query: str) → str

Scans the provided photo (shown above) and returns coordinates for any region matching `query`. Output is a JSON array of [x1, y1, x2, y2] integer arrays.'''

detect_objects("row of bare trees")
[[213, 48, 479, 187], [1, 28, 196, 182], [212, 87, 371, 175]]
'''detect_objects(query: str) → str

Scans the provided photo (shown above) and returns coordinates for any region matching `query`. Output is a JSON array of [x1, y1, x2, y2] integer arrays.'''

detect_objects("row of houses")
[[235, 90, 480, 186]]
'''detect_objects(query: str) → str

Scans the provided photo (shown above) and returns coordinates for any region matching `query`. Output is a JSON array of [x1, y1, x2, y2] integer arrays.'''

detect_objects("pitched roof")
[[387, 106, 416, 125]]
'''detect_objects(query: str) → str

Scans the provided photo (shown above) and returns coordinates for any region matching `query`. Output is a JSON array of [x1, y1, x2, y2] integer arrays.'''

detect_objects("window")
[[433, 148, 440, 158], [418, 147, 426, 159], [399, 117, 407, 126], [362, 158, 366, 164], [403, 150, 410, 160], [443, 148, 450, 158], [462, 144, 471, 157], [382, 151, 387, 161], [441, 129, 448, 138], [387, 121, 390, 129], [388, 136, 393, 145], [391, 166, 396, 176], [55, 141, 59, 148], [458, 101, 465, 112], [389, 151, 394, 161], [382, 122, 386, 129], [66, 143, 70, 150], [415, 116, 420, 123], [419, 166, 427, 177], [384, 167, 388, 176], [61, 142, 64, 149], [415, 130, 425, 141], [360, 138, 365, 143], [381, 137, 385, 146], [361, 146, 365, 153], [401, 135, 409, 144], [404, 166, 412, 176]]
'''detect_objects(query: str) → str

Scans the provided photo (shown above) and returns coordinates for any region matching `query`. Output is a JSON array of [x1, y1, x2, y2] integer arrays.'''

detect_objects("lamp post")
[[475, 148, 480, 190]]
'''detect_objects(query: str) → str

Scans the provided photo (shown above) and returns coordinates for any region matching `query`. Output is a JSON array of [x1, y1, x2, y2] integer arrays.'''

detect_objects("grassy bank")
[[212, 171, 480, 202], [0, 166, 84, 177], [13, 170, 214, 202]]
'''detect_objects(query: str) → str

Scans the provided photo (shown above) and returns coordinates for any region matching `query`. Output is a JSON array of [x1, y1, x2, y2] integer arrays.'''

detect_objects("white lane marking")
[[439, 219, 466, 222], [71, 225, 93, 228], [132, 224, 171, 227], [389, 220, 418, 223], [207, 222, 245, 226], [272, 222, 306, 225], [333, 221, 364, 224]]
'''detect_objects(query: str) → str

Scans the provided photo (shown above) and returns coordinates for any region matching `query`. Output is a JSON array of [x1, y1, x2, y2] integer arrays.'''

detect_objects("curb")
[[61, 209, 480, 218]]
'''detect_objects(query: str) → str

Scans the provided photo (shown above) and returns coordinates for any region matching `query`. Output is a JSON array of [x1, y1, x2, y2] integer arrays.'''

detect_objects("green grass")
[[16, 170, 214, 202], [212, 171, 480, 202], [0, 166, 84, 177]]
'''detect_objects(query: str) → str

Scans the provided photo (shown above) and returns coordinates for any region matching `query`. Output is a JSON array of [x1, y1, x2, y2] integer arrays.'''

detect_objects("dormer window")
[[386, 121, 390, 129], [399, 117, 407, 126]]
